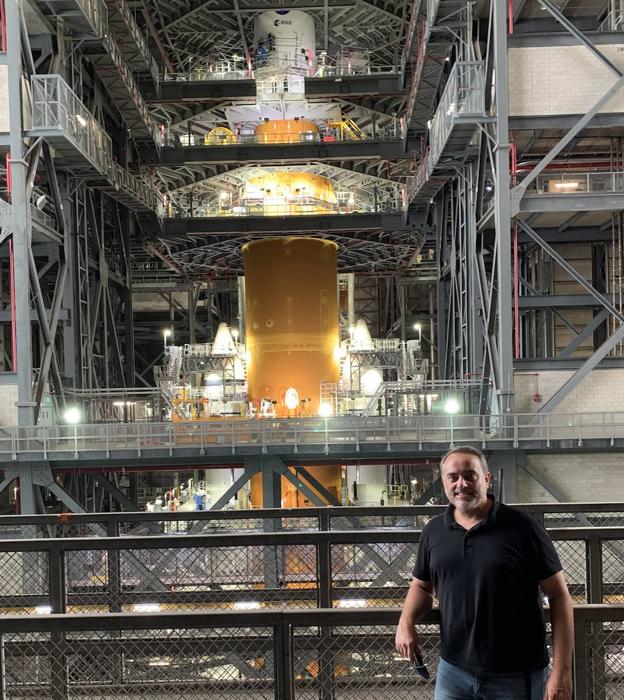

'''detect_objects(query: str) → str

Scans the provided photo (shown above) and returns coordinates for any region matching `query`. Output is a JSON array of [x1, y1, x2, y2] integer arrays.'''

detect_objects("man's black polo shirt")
[[412, 496, 562, 674]]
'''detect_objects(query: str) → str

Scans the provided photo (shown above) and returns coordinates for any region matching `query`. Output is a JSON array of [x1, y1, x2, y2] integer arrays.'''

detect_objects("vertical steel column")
[[492, 0, 514, 412], [6, 0, 33, 426]]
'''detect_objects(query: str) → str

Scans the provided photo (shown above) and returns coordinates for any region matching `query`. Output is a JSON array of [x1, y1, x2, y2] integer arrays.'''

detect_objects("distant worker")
[[395, 446, 573, 700]]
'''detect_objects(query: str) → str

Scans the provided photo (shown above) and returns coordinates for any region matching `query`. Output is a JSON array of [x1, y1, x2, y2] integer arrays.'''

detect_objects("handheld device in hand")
[[413, 653, 430, 680]]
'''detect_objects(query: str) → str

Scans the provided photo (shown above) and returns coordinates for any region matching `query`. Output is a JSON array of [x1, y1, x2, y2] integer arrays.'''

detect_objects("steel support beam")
[[511, 78, 624, 211], [6, 0, 34, 426], [517, 221, 624, 324], [99, 476, 141, 512], [295, 467, 341, 506], [558, 310, 609, 359], [539, 0, 623, 77], [209, 465, 260, 511], [493, 0, 514, 411], [537, 322, 624, 414]]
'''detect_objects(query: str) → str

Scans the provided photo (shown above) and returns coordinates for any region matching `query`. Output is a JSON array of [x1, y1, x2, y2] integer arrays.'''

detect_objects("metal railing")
[[161, 56, 397, 83], [0, 606, 620, 699], [2, 501, 624, 535], [428, 0, 441, 25], [169, 197, 402, 220], [163, 125, 401, 148], [30, 75, 163, 214], [110, 162, 164, 214], [428, 61, 486, 172], [0, 526, 621, 613], [77, 0, 108, 38], [599, 3, 624, 31], [3, 411, 624, 460], [31, 75, 113, 177], [525, 170, 624, 195]]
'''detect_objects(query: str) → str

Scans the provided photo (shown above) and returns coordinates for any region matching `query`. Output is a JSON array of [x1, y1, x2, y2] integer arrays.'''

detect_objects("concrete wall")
[[509, 44, 624, 116], [0, 69, 32, 132], [514, 368, 624, 414], [517, 453, 624, 503], [0, 384, 18, 426], [0, 67, 8, 132]]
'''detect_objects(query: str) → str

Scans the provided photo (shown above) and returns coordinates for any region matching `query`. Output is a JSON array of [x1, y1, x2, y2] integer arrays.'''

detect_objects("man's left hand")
[[544, 672, 572, 700]]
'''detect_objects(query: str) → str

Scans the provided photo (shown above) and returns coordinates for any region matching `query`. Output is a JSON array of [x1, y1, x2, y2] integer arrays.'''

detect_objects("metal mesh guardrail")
[[2, 503, 624, 540], [0, 527, 623, 616], [4, 412, 624, 460], [0, 608, 620, 699]]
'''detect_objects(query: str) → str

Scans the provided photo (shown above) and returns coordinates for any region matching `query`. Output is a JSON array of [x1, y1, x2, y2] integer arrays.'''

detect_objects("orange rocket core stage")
[[243, 237, 340, 417]]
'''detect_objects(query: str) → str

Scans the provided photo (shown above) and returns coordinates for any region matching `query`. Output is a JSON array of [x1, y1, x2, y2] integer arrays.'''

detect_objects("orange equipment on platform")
[[242, 171, 337, 215], [255, 117, 319, 143]]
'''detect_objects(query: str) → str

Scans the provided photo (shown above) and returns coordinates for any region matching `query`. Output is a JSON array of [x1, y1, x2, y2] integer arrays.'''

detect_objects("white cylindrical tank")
[[253, 9, 317, 73]]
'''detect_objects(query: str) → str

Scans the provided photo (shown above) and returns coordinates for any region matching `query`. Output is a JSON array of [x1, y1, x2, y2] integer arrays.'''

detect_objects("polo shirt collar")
[[444, 493, 499, 529]]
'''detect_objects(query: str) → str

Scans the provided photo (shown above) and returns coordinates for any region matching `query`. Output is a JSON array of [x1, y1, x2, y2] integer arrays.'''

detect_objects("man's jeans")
[[434, 658, 548, 700]]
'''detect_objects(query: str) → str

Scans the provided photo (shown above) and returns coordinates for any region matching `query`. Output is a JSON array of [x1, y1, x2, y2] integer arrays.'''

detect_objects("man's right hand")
[[395, 620, 421, 662]]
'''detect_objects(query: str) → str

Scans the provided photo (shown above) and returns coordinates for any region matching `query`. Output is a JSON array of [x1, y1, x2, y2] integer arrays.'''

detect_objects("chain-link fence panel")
[[0, 551, 49, 614], [544, 511, 624, 529], [330, 514, 434, 530], [585, 621, 624, 700], [110, 544, 319, 611], [543, 512, 585, 529], [3, 625, 276, 699], [292, 622, 440, 700], [331, 542, 416, 607], [602, 540, 624, 603], [553, 540, 587, 602], [119, 516, 320, 537]]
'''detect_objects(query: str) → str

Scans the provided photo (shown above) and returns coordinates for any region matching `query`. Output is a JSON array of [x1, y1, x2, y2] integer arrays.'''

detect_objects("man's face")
[[441, 452, 491, 515]]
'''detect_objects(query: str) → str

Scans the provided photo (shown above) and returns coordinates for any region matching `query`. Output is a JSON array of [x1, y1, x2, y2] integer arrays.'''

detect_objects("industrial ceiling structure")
[[0, 0, 623, 513]]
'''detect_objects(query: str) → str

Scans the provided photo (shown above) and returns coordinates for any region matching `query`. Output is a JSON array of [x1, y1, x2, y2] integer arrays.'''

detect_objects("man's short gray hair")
[[440, 445, 489, 473]]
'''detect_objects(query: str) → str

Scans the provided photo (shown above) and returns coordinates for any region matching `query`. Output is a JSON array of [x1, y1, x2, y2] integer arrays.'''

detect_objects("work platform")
[[152, 212, 408, 237], [147, 72, 402, 102], [25, 75, 162, 214], [2, 412, 624, 466], [407, 61, 488, 208], [139, 138, 411, 166]]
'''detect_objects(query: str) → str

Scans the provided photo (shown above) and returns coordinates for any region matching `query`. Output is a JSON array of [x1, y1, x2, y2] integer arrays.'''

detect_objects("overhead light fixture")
[[63, 406, 81, 424], [148, 658, 171, 667], [444, 398, 460, 415], [234, 601, 260, 610], [133, 603, 161, 613], [284, 387, 300, 410], [336, 599, 367, 608], [318, 402, 333, 418], [554, 181, 579, 190]]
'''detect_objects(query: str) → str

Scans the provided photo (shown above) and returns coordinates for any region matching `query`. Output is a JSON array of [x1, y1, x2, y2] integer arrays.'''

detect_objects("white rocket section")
[[253, 10, 317, 74], [351, 318, 373, 350], [212, 322, 236, 355]]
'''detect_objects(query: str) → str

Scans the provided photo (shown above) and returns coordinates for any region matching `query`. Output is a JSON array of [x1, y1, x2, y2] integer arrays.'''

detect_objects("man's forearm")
[[398, 581, 434, 627], [549, 593, 574, 675]]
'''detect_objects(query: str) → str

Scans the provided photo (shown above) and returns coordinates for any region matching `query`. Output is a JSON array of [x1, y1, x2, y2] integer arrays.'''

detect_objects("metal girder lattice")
[[152, 0, 404, 71], [150, 229, 425, 277]]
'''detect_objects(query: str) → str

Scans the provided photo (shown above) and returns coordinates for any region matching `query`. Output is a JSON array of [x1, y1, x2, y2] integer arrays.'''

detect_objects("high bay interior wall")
[[0, 1, 623, 512]]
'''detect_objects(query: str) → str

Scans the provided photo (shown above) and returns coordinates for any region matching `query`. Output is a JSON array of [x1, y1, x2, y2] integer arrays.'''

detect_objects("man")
[[395, 446, 574, 700]]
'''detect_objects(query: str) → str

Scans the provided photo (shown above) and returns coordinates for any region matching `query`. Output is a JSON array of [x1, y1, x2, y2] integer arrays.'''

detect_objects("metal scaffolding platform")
[[153, 212, 408, 237], [140, 138, 410, 166], [150, 72, 402, 102], [1, 411, 624, 466], [29, 75, 162, 213]]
